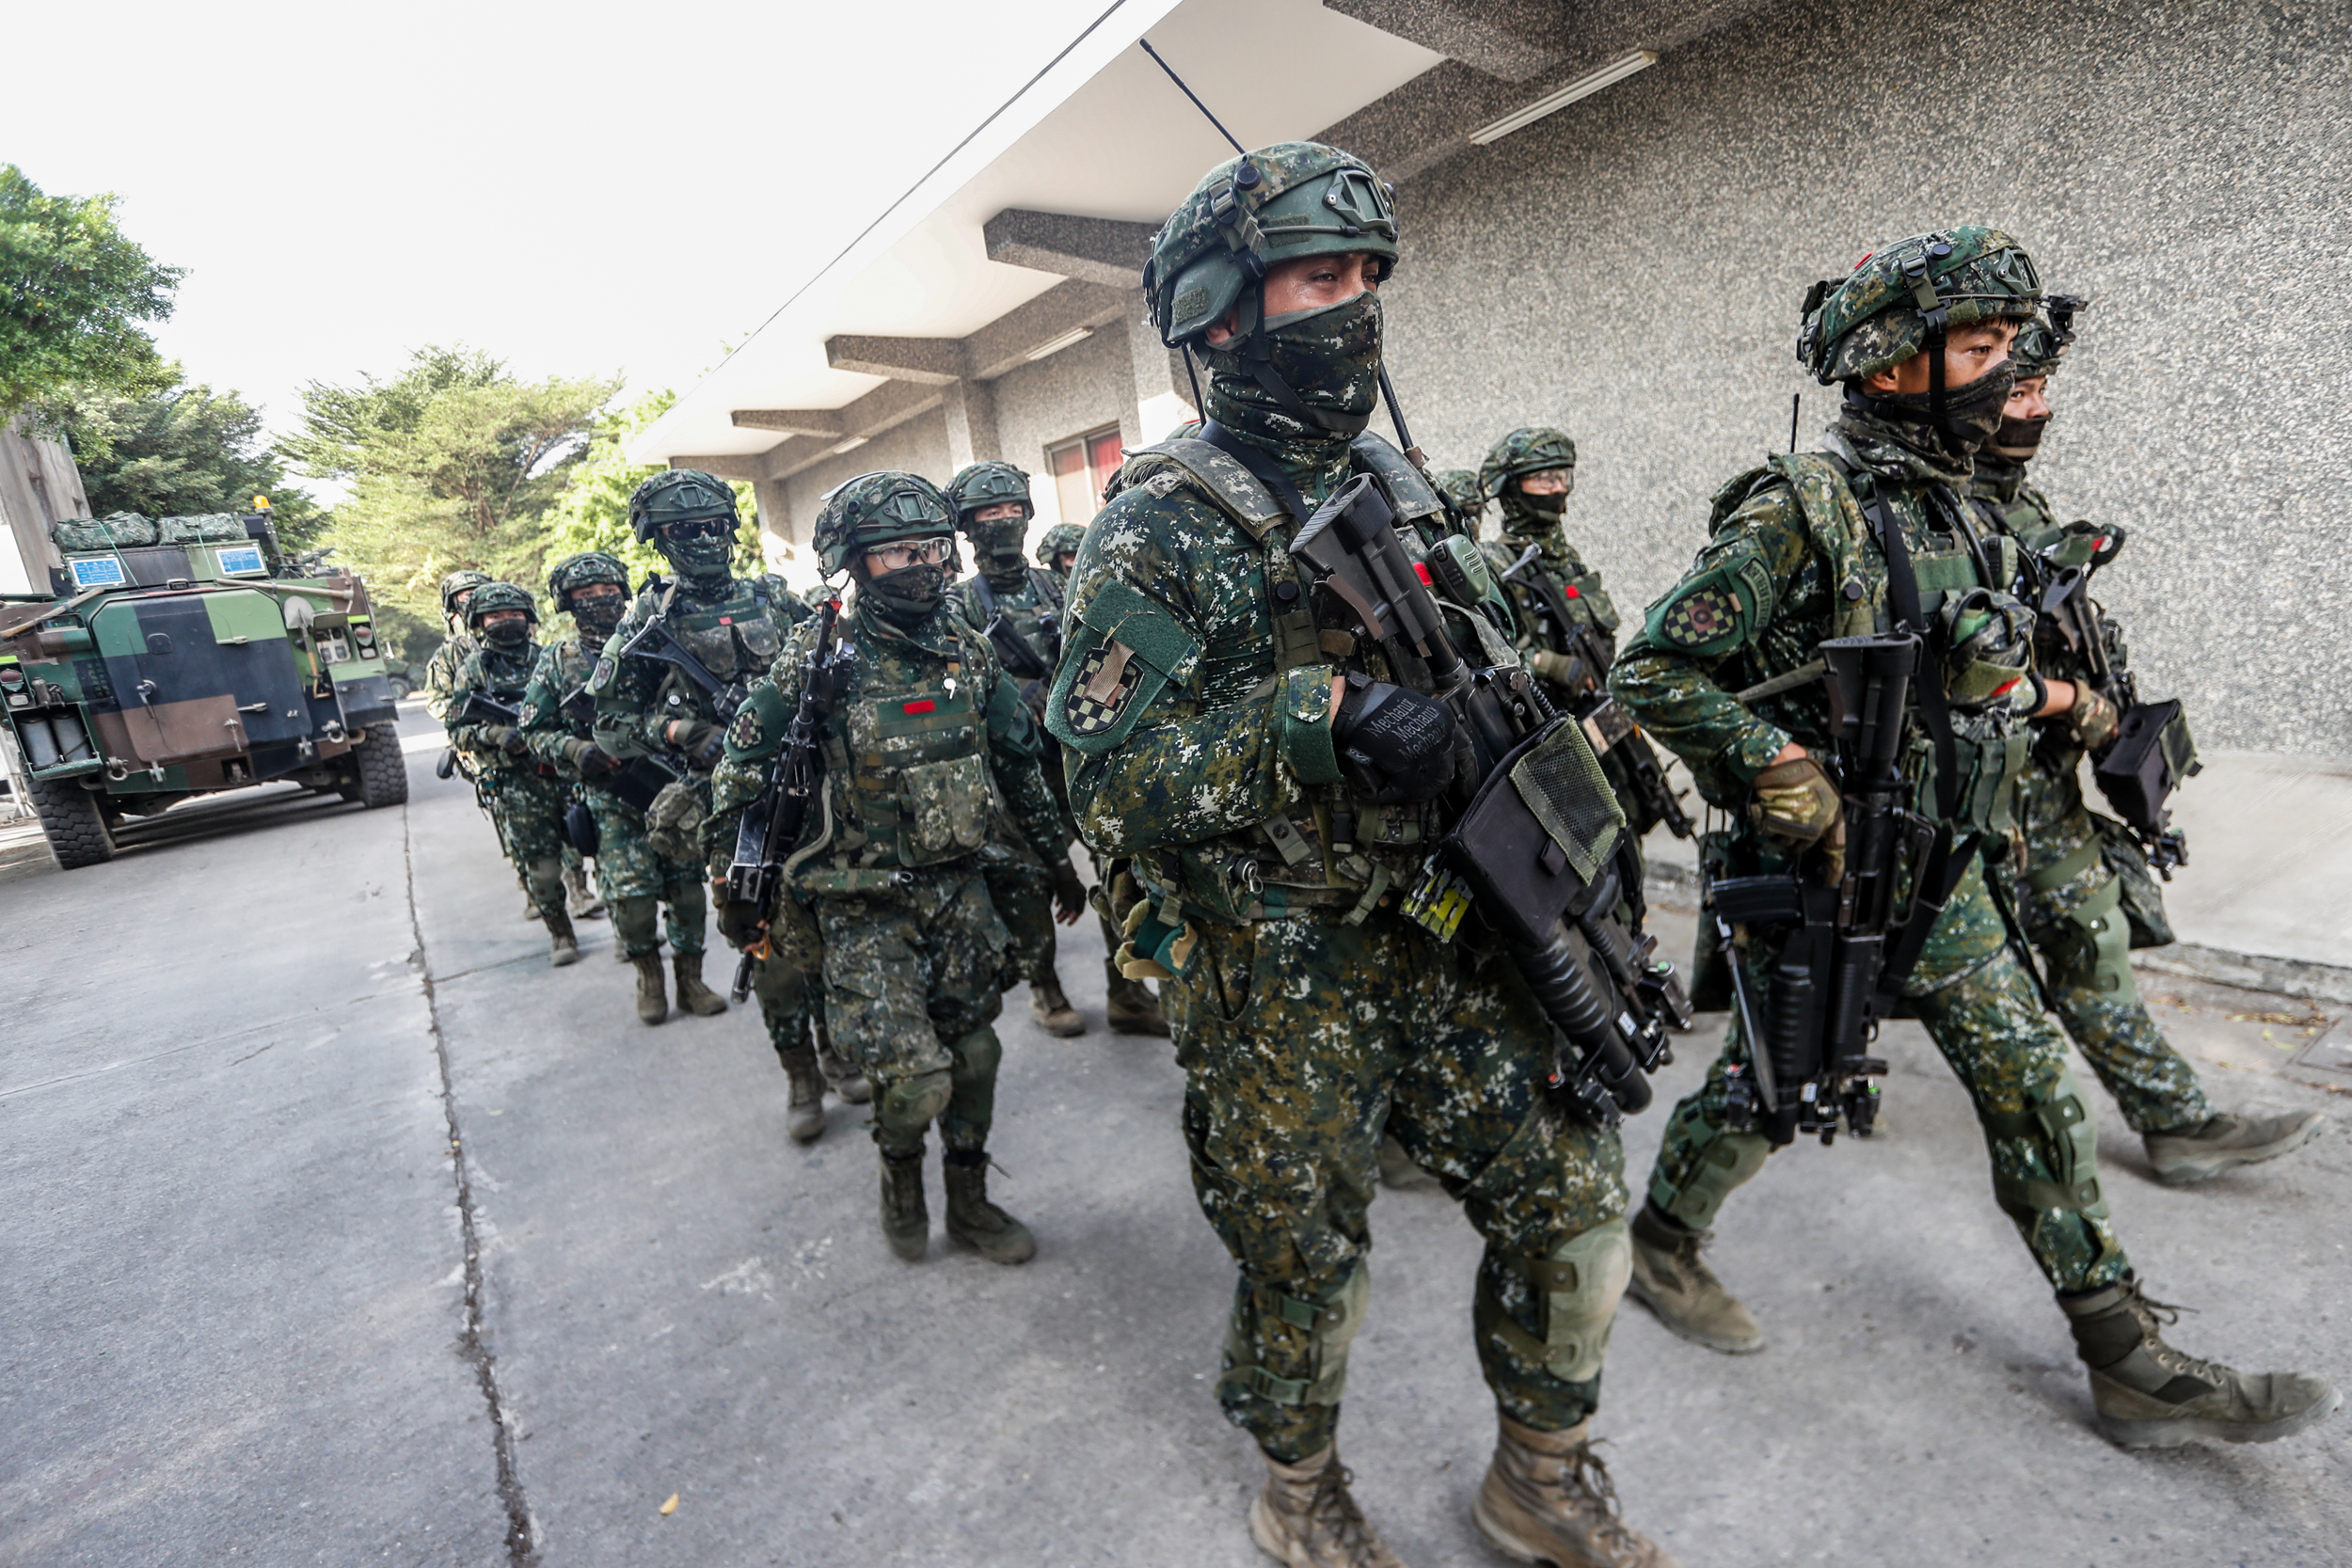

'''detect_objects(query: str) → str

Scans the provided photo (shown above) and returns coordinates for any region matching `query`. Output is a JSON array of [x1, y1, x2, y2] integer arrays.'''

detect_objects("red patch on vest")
[[1413, 562, 1433, 586], [1563, 584, 1579, 597], [902, 699, 936, 715], [720, 616, 733, 625]]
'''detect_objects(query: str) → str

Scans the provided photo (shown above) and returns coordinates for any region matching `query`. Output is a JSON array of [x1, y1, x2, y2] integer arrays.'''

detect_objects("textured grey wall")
[[1378, 0, 2352, 755], [779, 407, 953, 535], [989, 325, 1135, 533]]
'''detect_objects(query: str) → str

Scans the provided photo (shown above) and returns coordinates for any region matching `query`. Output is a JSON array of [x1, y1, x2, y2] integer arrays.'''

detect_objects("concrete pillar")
[[942, 379, 1000, 472], [752, 475, 798, 549], [1121, 290, 1197, 451]]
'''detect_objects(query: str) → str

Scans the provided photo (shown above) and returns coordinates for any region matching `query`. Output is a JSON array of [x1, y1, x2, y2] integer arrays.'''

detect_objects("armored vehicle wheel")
[[345, 728, 411, 808], [25, 772, 117, 868]]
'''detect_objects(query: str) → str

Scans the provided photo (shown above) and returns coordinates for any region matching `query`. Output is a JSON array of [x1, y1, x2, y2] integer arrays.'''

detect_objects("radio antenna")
[[1788, 392, 1801, 452], [1139, 40, 1245, 155]]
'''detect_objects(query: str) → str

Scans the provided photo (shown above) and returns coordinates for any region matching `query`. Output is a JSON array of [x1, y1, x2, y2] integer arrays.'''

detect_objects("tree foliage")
[[540, 388, 762, 592], [56, 372, 326, 546], [0, 165, 182, 414], [294, 346, 617, 629]]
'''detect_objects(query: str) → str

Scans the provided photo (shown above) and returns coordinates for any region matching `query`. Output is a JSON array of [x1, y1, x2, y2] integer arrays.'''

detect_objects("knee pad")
[[2050, 876, 2138, 1006], [950, 1024, 1002, 1084], [1220, 1259, 1371, 1408], [1978, 1062, 2109, 1228], [1479, 1217, 1631, 1383], [878, 1067, 954, 1136], [1653, 1126, 1770, 1232], [611, 894, 660, 955]]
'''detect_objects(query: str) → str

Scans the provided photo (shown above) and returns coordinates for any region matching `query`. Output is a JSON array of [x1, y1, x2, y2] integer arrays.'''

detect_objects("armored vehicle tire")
[[26, 772, 116, 868], [346, 728, 411, 809]]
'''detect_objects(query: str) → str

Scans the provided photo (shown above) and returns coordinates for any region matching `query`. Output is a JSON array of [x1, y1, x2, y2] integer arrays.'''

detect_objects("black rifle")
[[724, 600, 856, 1002], [1709, 634, 1936, 1146], [559, 681, 686, 813], [1290, 474, 1689, 1128], [2029, 527, 2197, 875], [1501, 546, 1694, 839], [966, 571, 1055, 682], [455, 689, 524, 729], [616, 582, 753, 728]]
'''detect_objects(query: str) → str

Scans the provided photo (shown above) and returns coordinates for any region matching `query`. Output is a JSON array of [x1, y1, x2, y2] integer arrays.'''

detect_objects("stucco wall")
[[1376, 0, 2352, 754], [777, 406, 954, 547], [988, 325, 1136, 538]]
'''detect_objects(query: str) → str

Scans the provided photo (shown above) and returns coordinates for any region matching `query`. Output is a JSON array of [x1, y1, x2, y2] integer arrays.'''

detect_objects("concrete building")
[[634, 0, 2352, 757]]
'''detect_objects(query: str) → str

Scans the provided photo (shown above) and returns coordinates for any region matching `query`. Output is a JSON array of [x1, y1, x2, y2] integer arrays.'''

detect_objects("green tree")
[[0, 165, 183, 413], [293, 346, 617, 627], [56, 372, 326, 546], [540, 388, 761, 591]]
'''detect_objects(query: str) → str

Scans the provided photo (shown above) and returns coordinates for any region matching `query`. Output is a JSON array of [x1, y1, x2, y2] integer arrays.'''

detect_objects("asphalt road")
[[3, 703, 2348, 1566]]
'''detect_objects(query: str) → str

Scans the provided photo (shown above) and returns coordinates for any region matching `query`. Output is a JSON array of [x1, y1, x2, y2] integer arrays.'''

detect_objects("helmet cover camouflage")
[[812, 471, 954, 576], [463, 580, 538, 628], [1036, 522, 1086, 569], [1479, 427, 1578, 501], [439, 568, 493, 617], [1428, 467, 1486, 525], [1799, 227, 2042, 385], [946, 461, 1033, 529], [1145, 142, 1399, 348], [547, 551, 629, 606], [627, 468, 739, 543]]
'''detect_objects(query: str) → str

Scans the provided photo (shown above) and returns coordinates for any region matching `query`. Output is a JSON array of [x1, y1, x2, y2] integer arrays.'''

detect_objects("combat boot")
[[1627, 1202, 1764, 1354], [1029, 973, 1085, 1037], [1473, 1414, 1680, 1568], [2060, 1275, 2341, 1448], [1375, 1132, 1437, 1191], [779, 1044, 826, 1144], [880, 1148, 929, 1261], [672, 953, 728, 1016], [1248, 1445, 1406, 1568], [942, 1151, 1037, 1264], [563, 861, 606, 919], [1105, 974, 1170, 1037], [630, 952, 668, 1025], [2144, 1110, 2329, 1186], [817, 1021, 871, 1104], [543, 904, 580, 968]]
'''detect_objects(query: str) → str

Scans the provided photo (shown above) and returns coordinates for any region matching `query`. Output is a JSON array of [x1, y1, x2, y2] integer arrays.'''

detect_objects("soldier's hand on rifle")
[[1329, 673, 1459, 803], [1751, 748, 1841, 847], [2039, 677, 2119, 751], [494, 726, 530, 757], [666, 719, 726, 768], [566, 739, 624, 777], [715, 893, 768, 949], [1051, 859, 1087, 925]]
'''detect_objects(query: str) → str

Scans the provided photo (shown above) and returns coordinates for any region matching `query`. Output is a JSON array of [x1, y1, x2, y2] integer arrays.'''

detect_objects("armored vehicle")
[[0, 505, 406, 868]]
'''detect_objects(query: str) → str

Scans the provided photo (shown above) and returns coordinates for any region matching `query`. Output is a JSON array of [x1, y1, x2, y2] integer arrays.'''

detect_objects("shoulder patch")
[[726, 705, 763, 752], [589, 653, 617, 691], [518, 702, 541, 727], [1074, 578, 1201, 686], [1658, 585, 1739, 649], [1060, 641, 1146, 738], [1144, 470, 1184, 499]]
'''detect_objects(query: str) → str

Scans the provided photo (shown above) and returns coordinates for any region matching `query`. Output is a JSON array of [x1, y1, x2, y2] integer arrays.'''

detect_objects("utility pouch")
[[1438, 718, 1621, 948], [2093, 698, 2199, 837], [897, 752, 992, 865], [564, 798, 599, 856]]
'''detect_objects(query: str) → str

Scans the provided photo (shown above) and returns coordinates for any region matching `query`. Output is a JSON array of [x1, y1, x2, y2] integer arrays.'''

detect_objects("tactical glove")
[[1750, 753, 1842, 847], [565, 738, 623, 776], [669, 721, 725, 768], [1333, 675, 1459, 804], [2067, 683, 2121, 752], [1051, 859, 1088, 924], [714, 890, 768, 949], [1527, 649, 1589, 689], [496, 726, 530, 758]]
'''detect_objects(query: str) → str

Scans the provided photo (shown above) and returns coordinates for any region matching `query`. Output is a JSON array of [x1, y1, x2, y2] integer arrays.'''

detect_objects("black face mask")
[[983, 547, 1028, 587], [482, 620, 531, 648], [1987, 414, 2049, 464], [1505, 481, 1570, 528], [862, 562, 946, 626], [1203, 290, 1383, 440], [571, 598, 625, 638], [1869, 359, 2014, 451]]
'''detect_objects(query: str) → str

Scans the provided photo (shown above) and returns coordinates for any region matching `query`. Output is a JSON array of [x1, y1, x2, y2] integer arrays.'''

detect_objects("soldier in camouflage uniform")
[[707, 471, 1078, 1263], [1972, 308, 2328, 1184], [585, 470, 811, 1027], [947, 462, 1089, 1036], [1036, 521, 1087, 579], [1429, 466, 1485, 535], [1613, 227, 2335, 1450], [1055, 142, 1679, 1568], [445, 582, 580, 966]]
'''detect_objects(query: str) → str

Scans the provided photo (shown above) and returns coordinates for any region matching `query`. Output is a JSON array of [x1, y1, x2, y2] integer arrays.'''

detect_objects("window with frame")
[[1046, 425, 1125, 527]]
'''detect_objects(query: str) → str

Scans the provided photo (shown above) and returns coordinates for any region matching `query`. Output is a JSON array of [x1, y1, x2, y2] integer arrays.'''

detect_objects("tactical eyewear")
[[865, 538, 954, 571], [660, 517, 736, 541]]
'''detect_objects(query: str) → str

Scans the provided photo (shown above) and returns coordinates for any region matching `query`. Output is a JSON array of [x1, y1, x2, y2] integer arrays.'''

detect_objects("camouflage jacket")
[[1611, 409, 2036, 831], [516, 635, 602, 780], [445, 639, 554, 782], [1480, 515, 1620, 666], [586, 572, 811, 768], [1048, 425, 1523, 927], [706, 590, 1068, 895], [951, 566, 1065, 705], [421, 627, 479, 725]]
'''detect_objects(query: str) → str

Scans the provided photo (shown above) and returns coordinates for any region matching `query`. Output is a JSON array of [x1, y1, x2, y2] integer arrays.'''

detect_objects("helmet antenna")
[[1139, 39, 1247, 158]]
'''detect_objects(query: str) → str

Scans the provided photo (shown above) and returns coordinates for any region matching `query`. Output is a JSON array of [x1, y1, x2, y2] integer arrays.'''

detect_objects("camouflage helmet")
[[811, 471, 954, 576], [438, 568, 493, 617], [2010, 293, 2089, 381], [1798, 227, 2042, 385], [547, 551, 628, 607], [1036, 522, 1086, 569], [1479, 427, 1577, 500], [1429, 467, 1486, 525], [946, 461, 1033, 530], [463, 580, 538, 628], [626, 467, 739, 543], [1144, 142, 1398, 349]]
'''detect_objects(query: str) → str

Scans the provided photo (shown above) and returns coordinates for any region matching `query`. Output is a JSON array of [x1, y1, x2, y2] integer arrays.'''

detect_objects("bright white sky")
[[1, 0, 1121, 485]]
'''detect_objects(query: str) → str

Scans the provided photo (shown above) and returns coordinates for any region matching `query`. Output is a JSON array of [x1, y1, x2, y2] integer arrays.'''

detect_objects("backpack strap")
[[1763, 451, 1879, 640]]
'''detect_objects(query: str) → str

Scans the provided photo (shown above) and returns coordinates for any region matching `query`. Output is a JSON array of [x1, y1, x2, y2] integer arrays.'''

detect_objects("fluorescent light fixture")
[[1469, 50, 1658, 145], [1025, 326, 1094, 362], [829, 435, 869, 454]]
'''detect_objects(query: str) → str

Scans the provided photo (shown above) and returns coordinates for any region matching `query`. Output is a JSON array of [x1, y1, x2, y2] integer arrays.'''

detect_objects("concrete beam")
[[670, 454, 770, 483], [1323, 0, 1567, 82], [963, 280, 1136, 382], [824, 335, 966, 387], [729, 408, 845, 438], [766, 377, 949, 483], [983, 209, 1159, 291]]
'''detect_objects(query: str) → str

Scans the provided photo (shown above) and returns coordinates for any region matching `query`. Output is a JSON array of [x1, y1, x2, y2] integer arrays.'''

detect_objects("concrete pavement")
[[3, 705, 2348, 1565]]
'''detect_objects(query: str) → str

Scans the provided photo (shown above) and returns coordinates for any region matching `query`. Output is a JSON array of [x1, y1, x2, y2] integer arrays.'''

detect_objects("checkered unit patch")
[[1659, 586, 1737, 650], [727, 705, 763, 752], [1062, 641, 1143, 737]]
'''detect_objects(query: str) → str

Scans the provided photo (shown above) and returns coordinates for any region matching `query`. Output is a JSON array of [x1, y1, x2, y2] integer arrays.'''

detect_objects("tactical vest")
[[648, 575, 792, 716], [460, 641, 550, 778], [1106, 430, 1526, 926]]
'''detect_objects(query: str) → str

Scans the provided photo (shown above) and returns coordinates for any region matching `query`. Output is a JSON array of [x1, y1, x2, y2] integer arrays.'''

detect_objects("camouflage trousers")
[[812, 862, 1009, 1156], [2005, 773, 2209, 1135], [1649, 847, 2132, 1295], [584, 790, 706, 958], [749, 888, 826, 1069], [1168, 908, 1629, 1461], [978, 814, 1057, 989], [1044, 753, 1126, 990], [478, 764, 570, 916]]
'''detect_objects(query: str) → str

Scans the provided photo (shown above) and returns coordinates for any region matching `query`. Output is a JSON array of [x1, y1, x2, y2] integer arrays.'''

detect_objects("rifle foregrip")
[[729, 951, 755, 1005]]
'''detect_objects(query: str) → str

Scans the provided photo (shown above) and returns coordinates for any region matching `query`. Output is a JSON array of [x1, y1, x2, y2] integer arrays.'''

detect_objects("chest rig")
[[1117, 429, 1513, 925], [652, 576, 790, 718]]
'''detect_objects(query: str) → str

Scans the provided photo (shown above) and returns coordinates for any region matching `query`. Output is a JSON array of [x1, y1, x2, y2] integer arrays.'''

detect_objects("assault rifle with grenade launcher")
[[1291, 475, 1692, 1129], [723, 598, 857, 1003], [1499, 545, 1694, 840], [556, 683, 686, 813]]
